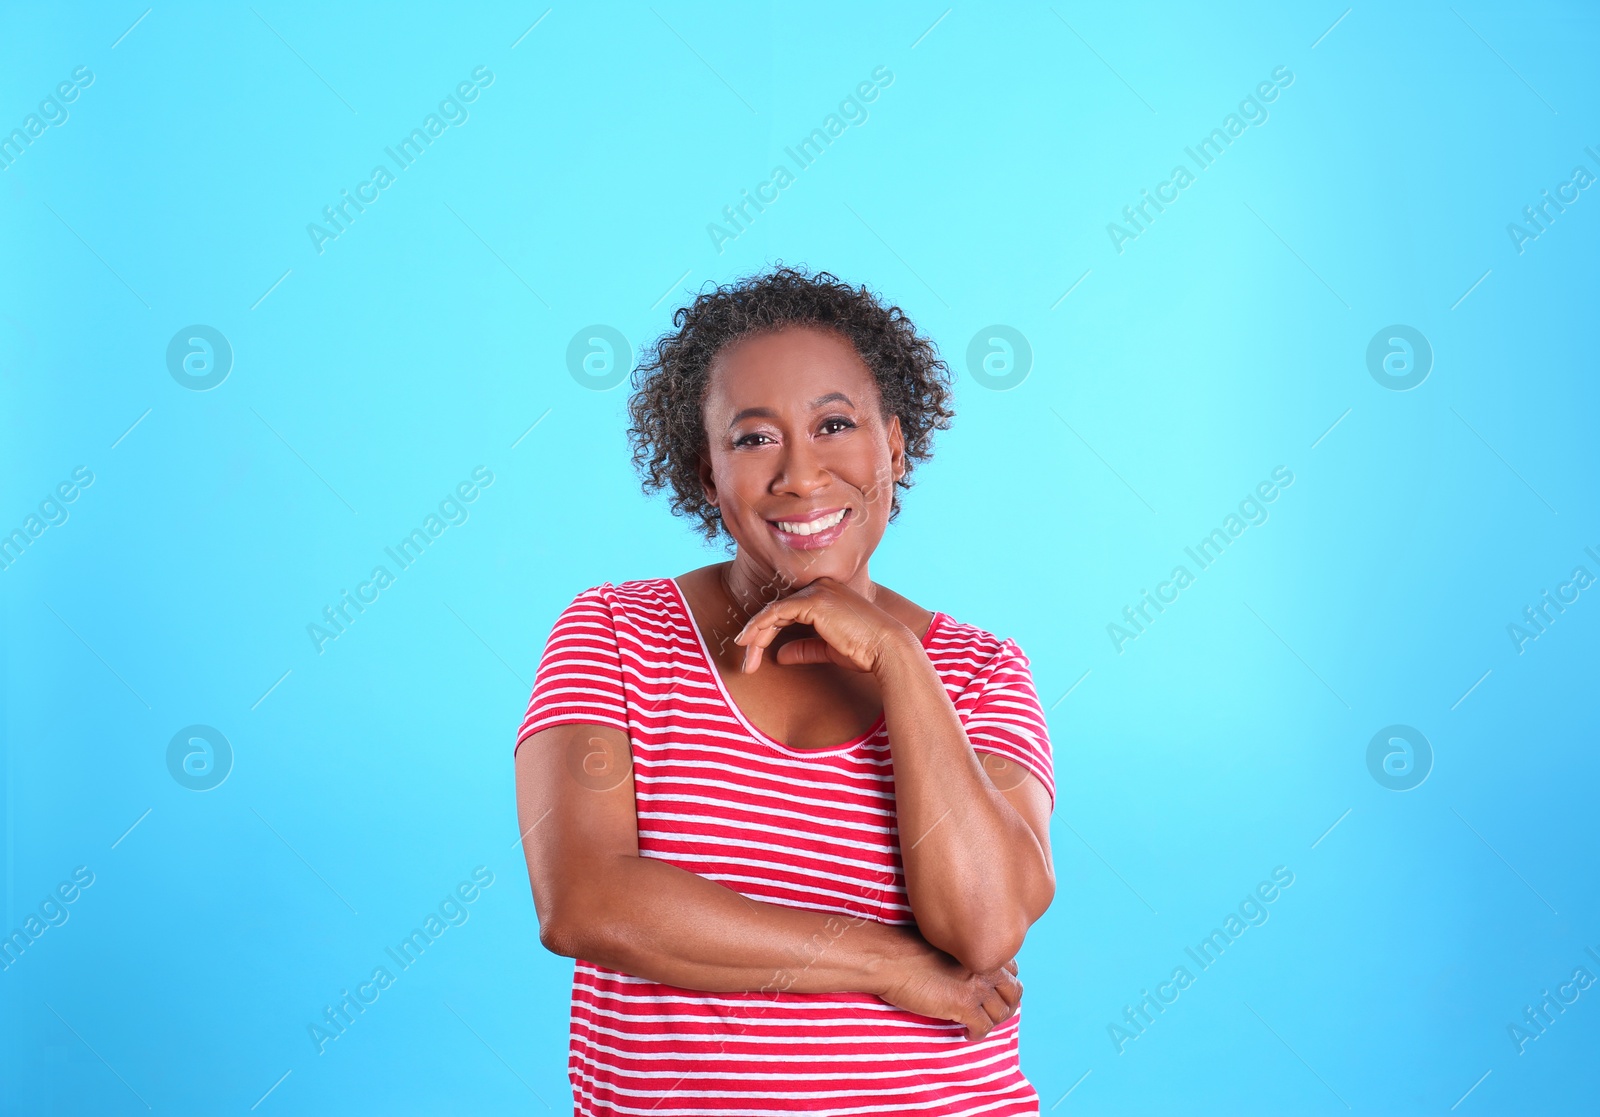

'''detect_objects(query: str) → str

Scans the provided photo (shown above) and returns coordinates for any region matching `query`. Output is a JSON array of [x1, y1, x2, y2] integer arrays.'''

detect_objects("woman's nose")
[[772, 440, 830, 496]]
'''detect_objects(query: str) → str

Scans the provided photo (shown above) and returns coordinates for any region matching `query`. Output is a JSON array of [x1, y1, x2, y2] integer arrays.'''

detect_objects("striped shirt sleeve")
[[958, 640, 1056, 809], [515, 584, 628, 751]]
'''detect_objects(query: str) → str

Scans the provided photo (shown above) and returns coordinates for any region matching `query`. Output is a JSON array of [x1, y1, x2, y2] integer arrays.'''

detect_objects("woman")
[[514, 266, 1057, 1114]]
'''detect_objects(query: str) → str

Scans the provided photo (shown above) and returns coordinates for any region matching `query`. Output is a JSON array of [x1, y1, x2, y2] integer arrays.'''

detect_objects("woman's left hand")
[[733, 578, 913, 675]]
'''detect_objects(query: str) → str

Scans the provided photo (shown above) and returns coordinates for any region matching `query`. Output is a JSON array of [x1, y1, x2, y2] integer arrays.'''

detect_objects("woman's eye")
[[820, 417, 856, 434], [735, 432, 773, 447]]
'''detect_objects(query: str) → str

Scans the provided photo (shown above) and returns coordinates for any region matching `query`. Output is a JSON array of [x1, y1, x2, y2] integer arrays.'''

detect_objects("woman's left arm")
[[873, 632, 1056, 974], [735, 580, 1056, 975]]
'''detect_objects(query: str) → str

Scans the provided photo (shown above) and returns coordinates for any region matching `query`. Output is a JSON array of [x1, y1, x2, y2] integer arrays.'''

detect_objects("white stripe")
[[637, 731, 893, 767], [528, 579, 1049, 1109], [570, 1019, 1012, 1054], [637, 788, 897, 834], [575, 970, 967, 1008], [635, 795, 897, 838], [570, 1022, 1018, 1063], [640, 758, 896, 800], [571, 1075, 1037, 1117], [640, 796, 902, 838], [569, 1068, 1035, 1115], [636, 827, 897, 877], [570, 1035, 1019, 1074], [647, 864, 908, 913]]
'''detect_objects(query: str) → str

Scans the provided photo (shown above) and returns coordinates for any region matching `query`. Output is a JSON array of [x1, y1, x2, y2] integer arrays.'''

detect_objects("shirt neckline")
[[664, 576, 944, 758]]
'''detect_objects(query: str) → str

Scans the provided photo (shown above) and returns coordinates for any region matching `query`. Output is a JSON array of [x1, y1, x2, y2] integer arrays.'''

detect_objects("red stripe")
[[520, 579, 1054, 1113]]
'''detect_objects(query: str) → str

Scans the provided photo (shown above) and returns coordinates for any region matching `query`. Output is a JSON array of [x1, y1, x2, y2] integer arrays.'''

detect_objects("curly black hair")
[[626, 264, 955, 543]]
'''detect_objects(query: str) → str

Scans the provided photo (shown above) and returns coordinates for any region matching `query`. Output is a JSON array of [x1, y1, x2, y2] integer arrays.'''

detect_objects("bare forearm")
[[877, 638, 1053, 970], [543, 853, 914, 996]]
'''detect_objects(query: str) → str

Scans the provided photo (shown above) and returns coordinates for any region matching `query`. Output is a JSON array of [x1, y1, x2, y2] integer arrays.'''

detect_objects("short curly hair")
[[626, 264, 955, 543]]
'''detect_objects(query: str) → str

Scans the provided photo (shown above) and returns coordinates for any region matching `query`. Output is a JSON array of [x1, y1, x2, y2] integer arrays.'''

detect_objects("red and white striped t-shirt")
[[515, 577, 1055, 1116]]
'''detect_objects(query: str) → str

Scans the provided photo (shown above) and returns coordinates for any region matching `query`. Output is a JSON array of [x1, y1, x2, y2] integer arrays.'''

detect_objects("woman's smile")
[[697, 324, 905, 591], [521, 266, 1054, 1114], [767, 506, 851, 548]]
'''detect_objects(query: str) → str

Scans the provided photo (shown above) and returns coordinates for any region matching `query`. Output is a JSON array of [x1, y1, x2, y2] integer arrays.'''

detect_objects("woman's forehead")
[[706, 326, 876, 405]]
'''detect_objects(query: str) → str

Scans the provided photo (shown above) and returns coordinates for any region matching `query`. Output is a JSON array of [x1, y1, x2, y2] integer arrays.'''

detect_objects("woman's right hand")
[[874, 934, 1022, 1041]]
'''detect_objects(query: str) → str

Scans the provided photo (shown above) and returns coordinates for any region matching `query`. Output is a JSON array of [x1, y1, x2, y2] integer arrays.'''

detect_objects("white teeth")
[[776, 509, 846, 536]]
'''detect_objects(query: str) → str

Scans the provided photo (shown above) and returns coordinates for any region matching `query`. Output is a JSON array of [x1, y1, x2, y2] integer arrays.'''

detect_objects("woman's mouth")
[[767, 508, 850, 549]]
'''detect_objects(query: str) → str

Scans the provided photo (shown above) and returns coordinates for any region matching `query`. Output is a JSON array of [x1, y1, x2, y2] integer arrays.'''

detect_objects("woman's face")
[[698, 325, 905, 589]]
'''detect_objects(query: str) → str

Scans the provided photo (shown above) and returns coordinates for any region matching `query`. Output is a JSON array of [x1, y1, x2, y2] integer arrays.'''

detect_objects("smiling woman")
[[514, 266, 1057, 1115]]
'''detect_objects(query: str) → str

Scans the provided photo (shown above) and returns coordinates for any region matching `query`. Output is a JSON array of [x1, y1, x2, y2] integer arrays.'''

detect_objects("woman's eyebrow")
[[727, 393, 856, 428]]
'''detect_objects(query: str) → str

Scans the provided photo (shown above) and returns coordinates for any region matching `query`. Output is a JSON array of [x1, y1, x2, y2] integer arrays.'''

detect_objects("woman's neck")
[[720, 554, 875, 624]]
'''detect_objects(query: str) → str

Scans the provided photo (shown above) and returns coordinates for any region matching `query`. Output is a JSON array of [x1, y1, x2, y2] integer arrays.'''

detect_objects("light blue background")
[[3, 2, 1597, 1113]]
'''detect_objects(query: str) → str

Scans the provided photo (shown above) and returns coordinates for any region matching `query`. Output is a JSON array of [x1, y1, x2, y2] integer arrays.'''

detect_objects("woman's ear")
[[886, 414, 907, 481], [698, 454, 718, 508]]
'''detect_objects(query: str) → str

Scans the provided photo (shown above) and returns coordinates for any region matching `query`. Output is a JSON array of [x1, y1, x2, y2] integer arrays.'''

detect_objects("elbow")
[[914, 895, 1042, 975], [532, 854, 638, 961], [537, 914, 580, 958], [946, 888, 1053, 974], [933, 837, 1057, 974], [535, 892, 598, 959], [966, 876, 1055, 972], [958, 927, 1027, 976], [930, 913, 1028, 975]]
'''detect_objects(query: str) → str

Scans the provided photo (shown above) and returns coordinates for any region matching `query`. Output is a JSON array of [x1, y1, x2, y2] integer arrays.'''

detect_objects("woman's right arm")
[[515, 722, 1021, 1038]]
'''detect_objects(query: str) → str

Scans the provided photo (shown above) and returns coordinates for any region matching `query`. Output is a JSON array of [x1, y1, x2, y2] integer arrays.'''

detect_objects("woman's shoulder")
[[923, 609, 1019, 663], [560, 576, 683, 616], [542, 579, 691, 658], [875, 584, 1024, 669]]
